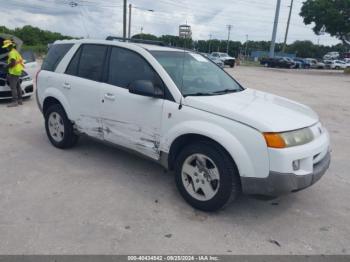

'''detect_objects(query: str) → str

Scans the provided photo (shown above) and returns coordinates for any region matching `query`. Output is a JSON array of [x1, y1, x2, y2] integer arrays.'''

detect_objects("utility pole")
[[226, 25, 232, 54], [123, 0, 127, 39], [128, 3, 132, 38], [208, 34, 212, 53], [269, 0, 281, 57], [282, 0, 294, 53], [127, 5, 153, 39], [245, 34, 248, 58]]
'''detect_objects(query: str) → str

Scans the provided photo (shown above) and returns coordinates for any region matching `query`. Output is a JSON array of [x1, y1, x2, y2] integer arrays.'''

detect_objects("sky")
[[0, 0, 341, 46]]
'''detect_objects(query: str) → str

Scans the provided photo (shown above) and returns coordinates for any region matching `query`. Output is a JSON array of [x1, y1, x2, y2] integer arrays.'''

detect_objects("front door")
[[100, 46, 164, 159]]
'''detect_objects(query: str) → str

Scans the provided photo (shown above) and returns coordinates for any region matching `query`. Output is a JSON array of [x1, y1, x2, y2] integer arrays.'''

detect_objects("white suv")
[[36, 39, 331, 211]]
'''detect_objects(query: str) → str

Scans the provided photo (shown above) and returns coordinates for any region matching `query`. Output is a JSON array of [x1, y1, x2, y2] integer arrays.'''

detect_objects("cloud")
[[0, 0, 341, 45]]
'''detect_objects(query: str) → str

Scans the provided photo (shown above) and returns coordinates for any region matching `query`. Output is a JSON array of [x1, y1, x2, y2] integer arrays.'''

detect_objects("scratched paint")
[[77, 114, 161, 159]]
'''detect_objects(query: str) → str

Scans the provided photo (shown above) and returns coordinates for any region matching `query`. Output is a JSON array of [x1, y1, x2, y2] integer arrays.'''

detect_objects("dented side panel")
[[99, 83, 164, 160]]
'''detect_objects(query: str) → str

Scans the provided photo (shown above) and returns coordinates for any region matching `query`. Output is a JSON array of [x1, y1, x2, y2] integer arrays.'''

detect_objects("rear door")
[[99, 46, 165, 159], [37, 43, 74, 105], [63, 44, 108, 139]]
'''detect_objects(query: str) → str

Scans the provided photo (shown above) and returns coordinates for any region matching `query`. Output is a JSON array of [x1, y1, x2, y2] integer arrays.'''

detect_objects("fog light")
[[292, 160, 300, 171]]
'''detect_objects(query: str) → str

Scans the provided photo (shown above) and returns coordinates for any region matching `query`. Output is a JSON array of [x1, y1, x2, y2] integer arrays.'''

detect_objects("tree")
[[300, 0, 350, 45], [1, 25, 72, 47], [132, 33, 158, 41]]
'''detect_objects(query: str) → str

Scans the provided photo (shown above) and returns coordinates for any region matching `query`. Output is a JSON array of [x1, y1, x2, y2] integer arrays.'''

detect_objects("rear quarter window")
[[41, 43, 73, 72]]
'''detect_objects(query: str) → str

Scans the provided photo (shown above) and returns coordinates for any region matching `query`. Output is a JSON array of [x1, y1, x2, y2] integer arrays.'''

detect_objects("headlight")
[[21, 76, 32, 82], [263, 128, 314, 148]]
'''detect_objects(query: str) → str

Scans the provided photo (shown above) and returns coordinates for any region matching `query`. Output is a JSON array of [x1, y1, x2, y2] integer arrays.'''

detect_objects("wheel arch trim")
[[161, 121, 256, 178], [42, 88, 72, 118]]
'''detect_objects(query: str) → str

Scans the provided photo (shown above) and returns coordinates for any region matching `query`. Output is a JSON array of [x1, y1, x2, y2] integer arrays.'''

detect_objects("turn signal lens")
[[263, 133, 286, 148]]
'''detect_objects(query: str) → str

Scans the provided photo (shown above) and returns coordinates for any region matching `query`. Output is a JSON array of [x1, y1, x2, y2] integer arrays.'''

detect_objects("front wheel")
[[175, 141, 241, 212], [45, 104, 79, 149]]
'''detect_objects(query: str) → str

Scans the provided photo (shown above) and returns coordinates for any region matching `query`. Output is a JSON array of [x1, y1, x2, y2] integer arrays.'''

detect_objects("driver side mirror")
[[129, 80, 164, 98]]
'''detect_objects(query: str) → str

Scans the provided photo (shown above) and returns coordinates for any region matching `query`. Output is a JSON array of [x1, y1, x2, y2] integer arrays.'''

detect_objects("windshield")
[[150, 51, 243, 96], [21, 51, 35, 63]]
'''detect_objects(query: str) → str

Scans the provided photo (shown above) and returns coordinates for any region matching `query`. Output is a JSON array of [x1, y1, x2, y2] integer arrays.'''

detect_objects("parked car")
[[37, 39, 331, 211], [260, 57, 295, 68], [328, 60, 350, 70], [210, 52, 235, 67], [323, 60, 333, 69], [293, 58, 311, 69], [0, 62, 34, 100], [323, 51, 339, 60], [284, 57, 300, 68], [202, 53, 224, 68], [21, 50, 38, 78], [0, 35, 34, 100], [305, 58, 325, 69]]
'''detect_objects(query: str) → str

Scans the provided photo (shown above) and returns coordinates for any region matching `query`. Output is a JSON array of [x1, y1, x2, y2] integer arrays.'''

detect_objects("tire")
[[230, 62, 235, 68], [45, 104, 79, 149], [174, 141, 241, 212]]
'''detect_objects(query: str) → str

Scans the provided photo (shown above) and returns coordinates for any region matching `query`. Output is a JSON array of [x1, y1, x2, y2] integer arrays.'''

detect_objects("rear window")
[[41, 43, 73, 72]]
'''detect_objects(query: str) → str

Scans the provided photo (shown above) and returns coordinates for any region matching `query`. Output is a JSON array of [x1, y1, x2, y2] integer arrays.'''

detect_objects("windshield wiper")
[[184, 92, 216, 97], [213, 89, 240, 94]]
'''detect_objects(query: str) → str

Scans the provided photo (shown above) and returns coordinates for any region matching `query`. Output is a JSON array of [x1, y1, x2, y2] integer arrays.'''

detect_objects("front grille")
[[0, 91, 12, 98], [25, 85, 34, 93]]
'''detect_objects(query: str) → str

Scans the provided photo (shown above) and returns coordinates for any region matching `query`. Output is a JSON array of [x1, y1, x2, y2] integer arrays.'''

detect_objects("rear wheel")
[[175, 141, 241, 211], [45, 104, 78, 149]]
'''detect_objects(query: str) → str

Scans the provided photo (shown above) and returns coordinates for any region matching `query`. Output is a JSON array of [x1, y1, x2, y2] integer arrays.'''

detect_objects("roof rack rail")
[[106, 36, 166, 46]]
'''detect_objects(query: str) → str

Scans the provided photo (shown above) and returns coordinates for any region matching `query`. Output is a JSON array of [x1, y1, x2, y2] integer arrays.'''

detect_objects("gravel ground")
[[0, 66, 349, 254]]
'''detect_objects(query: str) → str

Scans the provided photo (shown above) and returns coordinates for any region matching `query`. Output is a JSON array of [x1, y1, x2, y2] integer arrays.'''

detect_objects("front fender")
[[161, 120, 256, 178]]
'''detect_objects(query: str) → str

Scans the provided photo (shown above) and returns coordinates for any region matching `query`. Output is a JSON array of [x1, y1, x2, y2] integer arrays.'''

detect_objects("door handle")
[[63, 82, 71, 89], [104, 93, 116, 101]]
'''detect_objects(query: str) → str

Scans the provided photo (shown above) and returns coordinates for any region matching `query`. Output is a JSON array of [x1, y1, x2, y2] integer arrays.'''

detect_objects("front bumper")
[[223, 59, 235, 66], [0, 79, 34, 99], [241, 152, 330, 196]]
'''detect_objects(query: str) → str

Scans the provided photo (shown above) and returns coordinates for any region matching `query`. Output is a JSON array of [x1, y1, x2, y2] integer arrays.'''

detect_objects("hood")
[[0, 34, 23, 62], [183, 88, 319, 132]]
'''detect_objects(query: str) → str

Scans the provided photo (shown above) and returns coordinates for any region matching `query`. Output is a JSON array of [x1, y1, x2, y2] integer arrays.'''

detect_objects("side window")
[[107, 47, 163, 90], [41, 43, 73, 72], [66, 44, 107, 82]]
